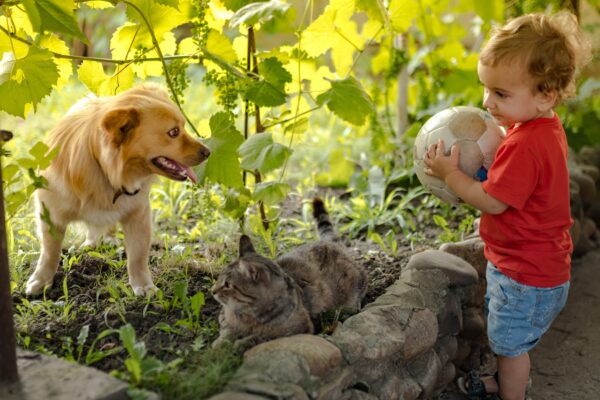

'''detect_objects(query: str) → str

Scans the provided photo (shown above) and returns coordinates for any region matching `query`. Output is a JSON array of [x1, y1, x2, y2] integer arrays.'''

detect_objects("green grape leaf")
[[316, 77, 375, 126], [253, 181, 290, 206], [355, 0, 388, 24], [244, 57, 291, 107], [389, 0, 419, 32], [258, 57, 291, 92], [224, 187, 252, 219], [2, 164, 19, 183], [239, 132, 291, 174], [197, 112, 244, 188], [20, 0, 43, 34], [229, 0, 291, 28], [117, 0, 187, 49], [21, 0, 88, 43], [223, 0, 265, 12], [0, 46, 58, 118], [78, 61, 134, 96], [205, 30, 238, 63]]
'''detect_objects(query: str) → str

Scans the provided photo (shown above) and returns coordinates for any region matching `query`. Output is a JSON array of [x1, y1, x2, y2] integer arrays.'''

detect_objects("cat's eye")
[[167, 127, 179, 138]]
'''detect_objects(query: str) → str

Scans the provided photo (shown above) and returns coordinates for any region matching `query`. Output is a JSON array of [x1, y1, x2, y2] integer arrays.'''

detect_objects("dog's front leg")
[[26, 220, 66, 295], [121, 203, 156, 296]]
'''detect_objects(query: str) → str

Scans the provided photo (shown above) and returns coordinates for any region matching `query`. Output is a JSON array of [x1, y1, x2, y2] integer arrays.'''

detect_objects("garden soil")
[[529, 248, 600, 399]]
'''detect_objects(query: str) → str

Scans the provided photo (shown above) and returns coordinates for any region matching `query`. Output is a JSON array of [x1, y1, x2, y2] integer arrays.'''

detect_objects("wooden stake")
[[0, 130, 18, 383]]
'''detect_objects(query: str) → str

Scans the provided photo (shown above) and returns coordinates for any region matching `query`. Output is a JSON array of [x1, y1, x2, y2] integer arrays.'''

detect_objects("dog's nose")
[[198, 145, 211, 161]]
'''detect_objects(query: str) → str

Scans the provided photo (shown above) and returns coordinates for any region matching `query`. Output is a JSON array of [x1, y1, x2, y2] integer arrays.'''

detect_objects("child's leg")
[[498, 352, 530, 400]]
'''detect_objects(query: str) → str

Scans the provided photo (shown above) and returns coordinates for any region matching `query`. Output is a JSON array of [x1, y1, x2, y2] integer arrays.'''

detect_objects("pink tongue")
[[184, 166, 198, 183]]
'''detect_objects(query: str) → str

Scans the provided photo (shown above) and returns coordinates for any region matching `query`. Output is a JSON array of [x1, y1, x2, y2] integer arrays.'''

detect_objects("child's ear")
[[536, 90, 558, 113]]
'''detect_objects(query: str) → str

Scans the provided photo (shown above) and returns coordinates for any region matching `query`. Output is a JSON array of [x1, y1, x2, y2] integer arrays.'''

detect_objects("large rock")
[[406, 349, 443, 399], [405, 249, 479, 285], [0, 349, 135, 400], [244, 335, 342, 378], [439, 238, 487, 278], [330, 306, 438, 363], [365, 280, 425, 310]]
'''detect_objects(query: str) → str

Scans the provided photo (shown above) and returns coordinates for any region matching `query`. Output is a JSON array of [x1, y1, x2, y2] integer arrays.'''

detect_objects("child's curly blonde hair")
[[480, 11, 592, 101]]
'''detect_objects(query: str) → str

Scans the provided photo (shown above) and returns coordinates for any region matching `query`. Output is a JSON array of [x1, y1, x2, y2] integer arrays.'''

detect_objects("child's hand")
[[423, 139, 461, 180]]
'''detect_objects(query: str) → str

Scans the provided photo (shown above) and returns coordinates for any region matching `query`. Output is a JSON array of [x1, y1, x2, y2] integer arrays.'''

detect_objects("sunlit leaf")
[[21, 0, 88, 42], [223, 0, 259, 12], [114, 0, 187, 51], [78, 60, 134, 96], [224, 187, 252, 219], [85, 1, 114, 9], [0, 46, 58, 117], [253, 181, 290, 205], [229, 0, 290, 28], [39, 34, 73, 88], [239, 132, 291, 174], [206, 30, 237, 63], [197, 112, 244, 188], [389, 0, 419, 32], [245, 58, 291, 107], [316, 77, 375, 126]]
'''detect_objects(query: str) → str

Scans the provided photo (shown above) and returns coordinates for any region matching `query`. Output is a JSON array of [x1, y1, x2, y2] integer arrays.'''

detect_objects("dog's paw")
[[25, 274, 54, 295], [131, 283, 158, 296]]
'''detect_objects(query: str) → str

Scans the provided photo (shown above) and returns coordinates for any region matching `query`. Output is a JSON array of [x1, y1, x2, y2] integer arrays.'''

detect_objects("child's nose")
[[483, 93, 494, 110]]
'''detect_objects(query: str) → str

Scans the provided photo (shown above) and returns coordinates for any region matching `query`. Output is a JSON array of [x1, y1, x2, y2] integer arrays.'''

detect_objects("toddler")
[[424, 11, 591, 400]]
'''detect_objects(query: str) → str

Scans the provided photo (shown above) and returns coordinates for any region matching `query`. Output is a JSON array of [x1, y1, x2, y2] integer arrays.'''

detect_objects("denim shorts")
[[485, 262, 569, 357]]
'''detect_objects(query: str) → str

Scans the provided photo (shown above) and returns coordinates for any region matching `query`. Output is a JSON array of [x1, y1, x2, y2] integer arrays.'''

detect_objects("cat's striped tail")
[[312, 198, 337, 241]]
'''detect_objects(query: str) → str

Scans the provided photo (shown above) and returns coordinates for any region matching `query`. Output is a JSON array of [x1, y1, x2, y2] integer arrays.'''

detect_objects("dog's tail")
[[312, 198, 337, 241]]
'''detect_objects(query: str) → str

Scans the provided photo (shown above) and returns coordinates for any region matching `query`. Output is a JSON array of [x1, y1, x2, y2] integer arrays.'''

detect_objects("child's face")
[[477, 61, 555, 126]]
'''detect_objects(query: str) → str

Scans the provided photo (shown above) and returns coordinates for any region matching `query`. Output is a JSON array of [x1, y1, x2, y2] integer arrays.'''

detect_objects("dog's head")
[[100, 85, 210, 184]]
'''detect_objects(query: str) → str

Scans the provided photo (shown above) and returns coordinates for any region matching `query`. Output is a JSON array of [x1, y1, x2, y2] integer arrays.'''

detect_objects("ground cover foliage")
[[1, 0, 599, 398]]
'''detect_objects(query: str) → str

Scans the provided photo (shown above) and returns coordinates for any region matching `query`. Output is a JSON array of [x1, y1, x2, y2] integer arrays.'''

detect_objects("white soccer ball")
[[413, 106, 505, 204]]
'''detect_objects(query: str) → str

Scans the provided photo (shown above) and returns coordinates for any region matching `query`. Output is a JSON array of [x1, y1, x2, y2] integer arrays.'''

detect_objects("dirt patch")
[[529, 249, 600, 398]]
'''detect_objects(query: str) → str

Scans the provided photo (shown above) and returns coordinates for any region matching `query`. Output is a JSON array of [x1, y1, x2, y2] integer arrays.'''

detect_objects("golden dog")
[[25, 84, 210, 296]]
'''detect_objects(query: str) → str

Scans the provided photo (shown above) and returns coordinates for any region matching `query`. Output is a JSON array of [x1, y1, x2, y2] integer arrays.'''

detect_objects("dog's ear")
[[102, 108, 140, 147], [239, 235, 256, 256]]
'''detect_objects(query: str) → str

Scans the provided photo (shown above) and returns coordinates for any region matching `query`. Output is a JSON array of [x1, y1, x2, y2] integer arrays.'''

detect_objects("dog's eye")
[[167, 127, 179, 138]]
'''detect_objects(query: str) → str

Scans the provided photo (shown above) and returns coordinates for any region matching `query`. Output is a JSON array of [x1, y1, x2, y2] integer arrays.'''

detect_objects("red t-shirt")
[[480, 114, 572, 287]]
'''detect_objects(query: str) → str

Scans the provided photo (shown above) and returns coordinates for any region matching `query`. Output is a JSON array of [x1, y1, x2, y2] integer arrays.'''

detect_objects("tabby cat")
[[211, 198, 367, 350]]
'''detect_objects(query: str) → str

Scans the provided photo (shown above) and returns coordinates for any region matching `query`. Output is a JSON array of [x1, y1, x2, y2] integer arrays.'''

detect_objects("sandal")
[[457, 370, 501, 400]]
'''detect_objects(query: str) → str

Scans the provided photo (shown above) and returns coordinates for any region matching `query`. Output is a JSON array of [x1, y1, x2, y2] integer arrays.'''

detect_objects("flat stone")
[[330, 306, 438, 364], [406, 249, 479, 286], [434, 336, 458, 366], [406, 349, 442, 399], [437, 293, 463, 336], [400, 269, 449, 315], [440, 238, 487, 278], [209, 392, 270, 400], [245, 334, 342, 377], [365, 280, 425, 309], [316, 368, 357, 400], [0, 349, 136, 400], [231, 350, 311, 387], [374, 366, 421, 400]]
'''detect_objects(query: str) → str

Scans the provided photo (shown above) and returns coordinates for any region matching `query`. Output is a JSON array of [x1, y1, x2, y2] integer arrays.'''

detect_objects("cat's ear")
[[239, 261, 265, 282], [239, 235, 256, 256]]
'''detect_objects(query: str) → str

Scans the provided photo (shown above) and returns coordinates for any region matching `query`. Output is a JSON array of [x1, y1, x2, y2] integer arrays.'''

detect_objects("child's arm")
[[423, 139, 508, 215]]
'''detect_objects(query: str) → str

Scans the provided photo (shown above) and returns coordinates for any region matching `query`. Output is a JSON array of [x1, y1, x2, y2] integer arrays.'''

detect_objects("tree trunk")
[[0, 131, 18, 383]]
